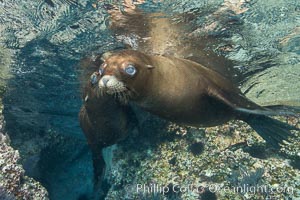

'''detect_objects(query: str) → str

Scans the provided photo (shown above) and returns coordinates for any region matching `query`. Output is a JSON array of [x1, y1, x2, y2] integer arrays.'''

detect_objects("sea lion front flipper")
[[206, 86, 282, 116], [216, 90, 295, 116], [207, 86, 264, 112]]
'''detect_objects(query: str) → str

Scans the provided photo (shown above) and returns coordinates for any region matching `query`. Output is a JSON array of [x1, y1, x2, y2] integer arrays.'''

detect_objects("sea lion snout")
[[100, 76, 110, 87], [99, 75, 127, 94]]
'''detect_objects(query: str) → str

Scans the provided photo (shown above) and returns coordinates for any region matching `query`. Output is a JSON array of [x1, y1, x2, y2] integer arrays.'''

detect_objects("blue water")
[[0, 0, 299, 199]]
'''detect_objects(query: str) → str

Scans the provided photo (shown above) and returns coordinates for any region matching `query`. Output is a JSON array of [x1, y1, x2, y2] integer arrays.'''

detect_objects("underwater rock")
[[0, 120, 49, 199], [103, 116, 299, 200], [0, 187, 16, 200], [0, 46, 12, 93], [200, 190, 217, 200], [241, 63, 300, 107], [0, 45, 49, 199]]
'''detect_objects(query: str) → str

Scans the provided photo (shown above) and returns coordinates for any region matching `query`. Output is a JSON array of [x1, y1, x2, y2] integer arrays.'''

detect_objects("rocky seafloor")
[[0, 125, 49, 200], [103, 116, 300, 200]]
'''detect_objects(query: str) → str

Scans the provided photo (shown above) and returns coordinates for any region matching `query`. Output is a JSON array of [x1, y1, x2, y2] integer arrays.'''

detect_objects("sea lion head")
[[96, 50, 155, 103]]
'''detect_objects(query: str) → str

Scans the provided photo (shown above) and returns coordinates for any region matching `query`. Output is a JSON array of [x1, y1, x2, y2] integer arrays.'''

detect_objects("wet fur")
[[99, 50, 298, 148], [78, 56, 137, 199]]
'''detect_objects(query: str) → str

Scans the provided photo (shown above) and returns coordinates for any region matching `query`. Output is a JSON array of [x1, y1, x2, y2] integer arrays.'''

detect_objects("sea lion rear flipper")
[[242, 114, 298, 148]]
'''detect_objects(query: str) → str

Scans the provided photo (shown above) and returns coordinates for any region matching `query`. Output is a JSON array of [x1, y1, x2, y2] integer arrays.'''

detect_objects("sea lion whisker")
[[126, 87, 136, 98], [118, 91, 126, 104], [116, 92, 121, 103], [96, 88, 101, 97], [95, 87, 104, 97], [101, 88, 105, 96], [115, 90, 128, 105], [123, 92, 129, 104], [117, 91, 122, 99]]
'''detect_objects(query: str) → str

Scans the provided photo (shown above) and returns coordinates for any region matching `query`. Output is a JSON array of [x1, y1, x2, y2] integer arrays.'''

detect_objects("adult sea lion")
[[78, 55, 137, 198], [96, 49, 298, 148]]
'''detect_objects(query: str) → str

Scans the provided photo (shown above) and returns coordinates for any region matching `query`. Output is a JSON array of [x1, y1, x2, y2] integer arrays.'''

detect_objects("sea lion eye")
[[99, 68, 104, 76], [125, 65, 136, 76], [90, 72, 99, 85], [99, 63, 106, 76]]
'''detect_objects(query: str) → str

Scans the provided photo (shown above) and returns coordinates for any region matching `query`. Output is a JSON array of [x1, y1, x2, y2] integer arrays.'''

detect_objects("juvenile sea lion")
[[96, 49, 298, 148], [78, 55, 137, 198]]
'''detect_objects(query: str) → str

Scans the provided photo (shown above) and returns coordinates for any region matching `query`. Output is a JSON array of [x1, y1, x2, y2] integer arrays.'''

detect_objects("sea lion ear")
[[146, 64, 155, 69], [101, 52, 113, 61]]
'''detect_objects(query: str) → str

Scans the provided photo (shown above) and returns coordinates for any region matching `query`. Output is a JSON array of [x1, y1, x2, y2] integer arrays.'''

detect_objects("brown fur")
[[98, 50, 263, 127], [99, 50, 298, 149], [78, 56, 136, 194]]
